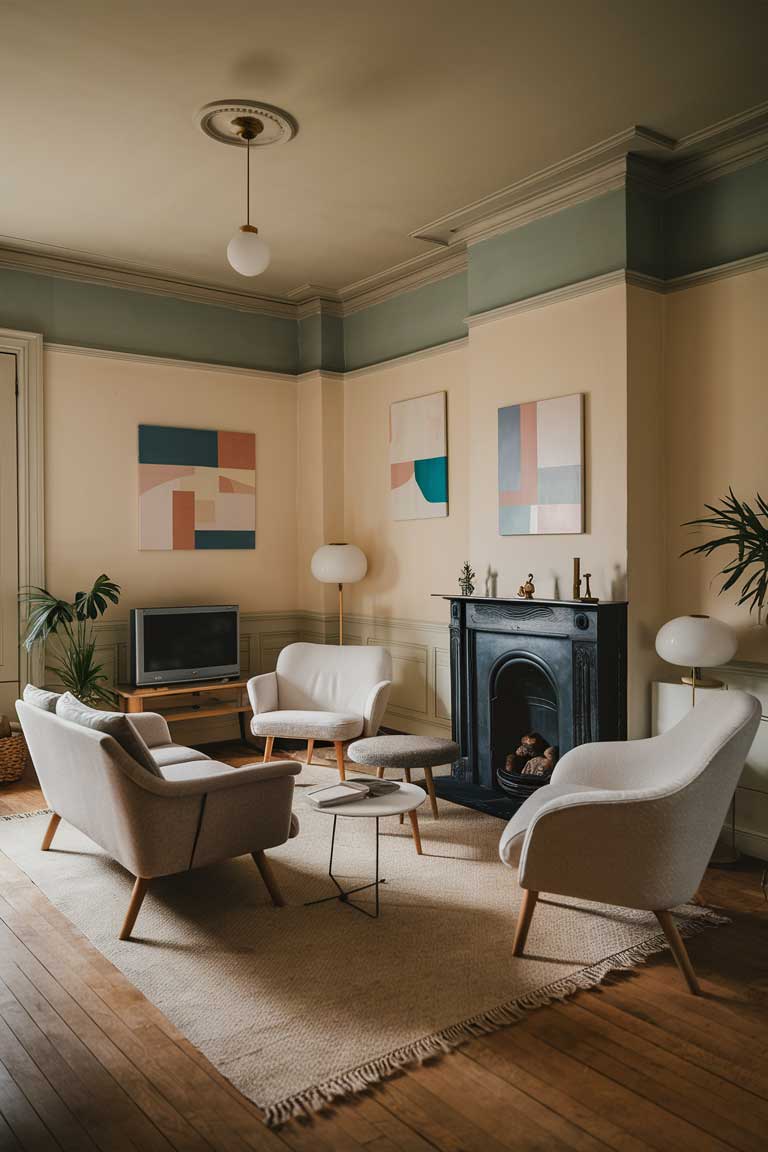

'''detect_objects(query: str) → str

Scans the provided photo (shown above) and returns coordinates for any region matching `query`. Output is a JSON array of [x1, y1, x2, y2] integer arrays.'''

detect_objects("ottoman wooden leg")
[[424, 766, 439, 820], [400, 767, 411, 824], [306, 739, 314, 766], [408, 810, 423, 855], [334, 741, 346, 781]]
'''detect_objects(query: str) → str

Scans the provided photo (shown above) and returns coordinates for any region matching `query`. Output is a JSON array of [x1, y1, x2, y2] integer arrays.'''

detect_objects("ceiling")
[[2, 0, 768, 298]]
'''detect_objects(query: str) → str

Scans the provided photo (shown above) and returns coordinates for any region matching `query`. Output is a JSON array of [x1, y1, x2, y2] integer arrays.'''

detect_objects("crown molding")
[[411, 127, 675, 248], [42, 342, 296, 381], [338, 245, 468, 314], [0, 240, 297, 319], [664, 250, 768, 293]]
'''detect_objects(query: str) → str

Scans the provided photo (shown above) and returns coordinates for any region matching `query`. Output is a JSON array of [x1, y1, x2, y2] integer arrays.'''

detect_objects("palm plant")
[[20, 574, 121, 706], [682, 489, 768, 623]]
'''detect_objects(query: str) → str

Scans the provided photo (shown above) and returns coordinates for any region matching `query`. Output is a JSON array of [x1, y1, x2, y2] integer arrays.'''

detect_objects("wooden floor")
[[0, 747, 767, 1152]]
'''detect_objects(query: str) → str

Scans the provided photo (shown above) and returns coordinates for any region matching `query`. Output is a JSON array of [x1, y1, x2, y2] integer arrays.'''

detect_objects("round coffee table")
[[305, 782, 425, 918]]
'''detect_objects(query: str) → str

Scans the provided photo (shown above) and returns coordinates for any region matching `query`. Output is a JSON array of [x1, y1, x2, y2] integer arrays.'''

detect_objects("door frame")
[[0, 328, 45, 690]]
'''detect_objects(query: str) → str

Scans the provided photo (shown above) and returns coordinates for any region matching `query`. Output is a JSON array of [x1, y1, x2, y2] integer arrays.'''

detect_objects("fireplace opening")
[[491, 656, 559, 798]]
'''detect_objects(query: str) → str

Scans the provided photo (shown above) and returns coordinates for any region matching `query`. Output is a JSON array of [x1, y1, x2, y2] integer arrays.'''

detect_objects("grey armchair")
[[17, 700, 301, 940]]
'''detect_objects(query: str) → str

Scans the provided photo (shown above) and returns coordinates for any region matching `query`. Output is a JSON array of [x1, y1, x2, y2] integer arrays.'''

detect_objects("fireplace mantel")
[[434, 594, 628, 818]]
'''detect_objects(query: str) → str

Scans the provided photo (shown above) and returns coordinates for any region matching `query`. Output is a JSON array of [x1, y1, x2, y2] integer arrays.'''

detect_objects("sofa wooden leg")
[[263, 736, 274, 762], [40, 813, 60, 852], [334, 741, 346, 781], [512, 889, 538, 957], [655, 910, 702, 995], [120, 877, 149, 941], [306, 739, 314, 766], [376, 766, 384, 779], [253, 850, 286, 907]]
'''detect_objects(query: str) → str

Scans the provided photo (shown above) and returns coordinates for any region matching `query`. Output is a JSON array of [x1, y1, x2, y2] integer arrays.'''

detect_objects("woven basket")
[[0, 732, 28, 784]]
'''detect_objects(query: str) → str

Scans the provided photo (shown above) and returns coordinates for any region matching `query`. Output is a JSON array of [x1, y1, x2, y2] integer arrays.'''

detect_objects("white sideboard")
[[653, 666, 768, 861]]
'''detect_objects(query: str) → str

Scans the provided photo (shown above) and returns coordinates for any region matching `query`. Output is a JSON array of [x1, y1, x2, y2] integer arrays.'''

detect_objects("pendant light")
[[198, 100, 298, 279], [226, 116, 271, 277]]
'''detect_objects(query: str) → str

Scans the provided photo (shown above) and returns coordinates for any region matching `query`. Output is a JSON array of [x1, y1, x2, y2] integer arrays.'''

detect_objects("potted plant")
[[683, 489, 768, 623], [20, 574, 121, 705]]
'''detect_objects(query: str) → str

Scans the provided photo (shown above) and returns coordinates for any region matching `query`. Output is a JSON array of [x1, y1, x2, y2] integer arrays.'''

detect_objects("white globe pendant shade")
[[655, 614, 737, 669], [227, 227, 270, 276], [311, 543, 367, 585]]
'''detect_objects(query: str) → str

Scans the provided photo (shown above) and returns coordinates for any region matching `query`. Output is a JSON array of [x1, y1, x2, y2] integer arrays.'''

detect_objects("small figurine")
[[580, 572, 599, 603], [458, 561, 476, 597], [517, 573, 535, 599]]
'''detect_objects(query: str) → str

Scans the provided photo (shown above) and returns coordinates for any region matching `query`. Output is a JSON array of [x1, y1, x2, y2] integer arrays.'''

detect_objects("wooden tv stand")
[[115, 678, 251, 743]]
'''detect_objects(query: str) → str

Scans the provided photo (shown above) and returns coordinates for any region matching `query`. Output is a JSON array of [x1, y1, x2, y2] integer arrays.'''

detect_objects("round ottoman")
[[347, 735, 459, 820]]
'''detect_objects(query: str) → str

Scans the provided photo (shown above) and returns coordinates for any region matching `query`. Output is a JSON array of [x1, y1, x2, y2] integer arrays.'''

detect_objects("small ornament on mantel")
[[517, 573, 535, 599], [458, 561, 476, 597], [580, 572, 599, 603]]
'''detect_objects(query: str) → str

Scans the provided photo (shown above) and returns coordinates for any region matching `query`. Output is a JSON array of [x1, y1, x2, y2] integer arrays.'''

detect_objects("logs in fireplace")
[[433, 595, 627, 819]]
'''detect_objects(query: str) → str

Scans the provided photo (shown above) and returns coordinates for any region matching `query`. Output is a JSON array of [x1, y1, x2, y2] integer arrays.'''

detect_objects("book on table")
[[307, 781, 370, 808]]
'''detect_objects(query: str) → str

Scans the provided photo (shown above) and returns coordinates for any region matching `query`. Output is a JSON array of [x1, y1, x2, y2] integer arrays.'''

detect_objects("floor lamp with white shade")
[[655, 613, 739, 864], [311, 543, 367, 645]]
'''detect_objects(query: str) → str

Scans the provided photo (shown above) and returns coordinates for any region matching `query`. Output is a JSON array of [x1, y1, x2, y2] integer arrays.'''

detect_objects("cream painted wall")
[[626, 285, 667, 734], [343, 345, 469, 624], [296, 372, 344, 618], [43, 348, 299, 616], [664, 266, 768, 662], [467, 284, 629, 605]]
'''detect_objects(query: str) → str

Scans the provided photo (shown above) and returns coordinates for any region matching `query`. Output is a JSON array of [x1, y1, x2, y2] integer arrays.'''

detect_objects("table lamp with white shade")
[[655, 614, 737, 706], [311, 543, 367, 645]]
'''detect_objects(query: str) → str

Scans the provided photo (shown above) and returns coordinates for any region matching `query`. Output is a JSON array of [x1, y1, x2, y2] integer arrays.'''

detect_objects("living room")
[[1, 2, 768, 1148]]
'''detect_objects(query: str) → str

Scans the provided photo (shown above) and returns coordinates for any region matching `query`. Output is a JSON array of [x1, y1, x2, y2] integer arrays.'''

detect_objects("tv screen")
[[131, 605, 239, 685]]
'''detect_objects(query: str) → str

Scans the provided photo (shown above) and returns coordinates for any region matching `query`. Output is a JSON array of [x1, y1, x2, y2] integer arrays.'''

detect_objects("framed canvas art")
[[390, 391, 448, 520], [138, 424, 256, 549], [498, 392, 584, 535]]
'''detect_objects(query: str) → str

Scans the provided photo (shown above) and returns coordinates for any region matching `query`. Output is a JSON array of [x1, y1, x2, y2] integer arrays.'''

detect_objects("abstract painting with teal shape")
[[138, 424, 256, 549], [498, 393, 583, 535], [390, 392, 448, 520]]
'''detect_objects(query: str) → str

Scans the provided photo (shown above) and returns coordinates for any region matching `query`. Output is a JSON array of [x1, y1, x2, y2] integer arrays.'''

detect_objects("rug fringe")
[[263, 905, 727, 1127], [0, 808, 51, 822]]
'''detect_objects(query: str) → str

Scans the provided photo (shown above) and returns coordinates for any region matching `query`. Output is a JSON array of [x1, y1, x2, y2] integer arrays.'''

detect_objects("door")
[[0, 353, 19, 715]]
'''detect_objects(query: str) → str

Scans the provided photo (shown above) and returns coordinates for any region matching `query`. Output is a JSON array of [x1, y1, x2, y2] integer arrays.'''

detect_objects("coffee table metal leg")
[[305, 816, 385, 918]]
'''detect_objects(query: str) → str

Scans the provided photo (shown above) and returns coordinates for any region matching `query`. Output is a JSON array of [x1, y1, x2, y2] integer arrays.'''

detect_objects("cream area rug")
[[0, 764, 725, 1126]]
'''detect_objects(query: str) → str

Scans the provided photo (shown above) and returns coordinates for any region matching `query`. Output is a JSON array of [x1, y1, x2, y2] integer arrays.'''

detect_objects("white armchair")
[[247, 642, 393, 778], [499, 690, 761, 994]]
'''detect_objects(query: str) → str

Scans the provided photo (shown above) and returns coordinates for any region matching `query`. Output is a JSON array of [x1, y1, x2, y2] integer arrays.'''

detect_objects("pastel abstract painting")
[[390, 391, 448, 520], [138, 425, 256, 550], [498, 393, 583, 535]]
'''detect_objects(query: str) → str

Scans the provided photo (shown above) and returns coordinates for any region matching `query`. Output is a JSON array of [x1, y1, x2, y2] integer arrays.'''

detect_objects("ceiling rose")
[[199, 100, 298, 277], [198, 100, 298, 147]]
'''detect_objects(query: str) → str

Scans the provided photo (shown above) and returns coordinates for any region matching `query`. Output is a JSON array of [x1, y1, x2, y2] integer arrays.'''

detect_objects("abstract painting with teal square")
[[390, 392, 448, 520]]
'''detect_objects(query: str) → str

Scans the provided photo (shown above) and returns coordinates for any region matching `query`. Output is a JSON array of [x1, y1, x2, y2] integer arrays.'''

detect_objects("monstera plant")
[[683, 489, 768, 623], [20, 574, 121, 706]]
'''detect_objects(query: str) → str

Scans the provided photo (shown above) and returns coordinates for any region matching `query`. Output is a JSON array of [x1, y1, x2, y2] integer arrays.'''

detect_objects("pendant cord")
[[246, 136, 250, 227]]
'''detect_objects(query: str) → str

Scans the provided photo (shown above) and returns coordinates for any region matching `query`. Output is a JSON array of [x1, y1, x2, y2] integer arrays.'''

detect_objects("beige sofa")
[[17, 698, 300, 941]]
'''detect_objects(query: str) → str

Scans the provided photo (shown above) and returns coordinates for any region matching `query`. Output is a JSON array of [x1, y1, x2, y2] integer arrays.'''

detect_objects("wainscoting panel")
[[54, 610, 452, 746]]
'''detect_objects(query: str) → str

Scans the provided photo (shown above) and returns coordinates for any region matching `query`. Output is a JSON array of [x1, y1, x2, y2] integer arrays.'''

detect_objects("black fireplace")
[[434, 596, 627, 819]]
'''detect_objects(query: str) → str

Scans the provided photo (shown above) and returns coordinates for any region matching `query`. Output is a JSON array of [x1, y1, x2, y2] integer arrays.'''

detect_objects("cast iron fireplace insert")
[[433, 595, 627, 820]]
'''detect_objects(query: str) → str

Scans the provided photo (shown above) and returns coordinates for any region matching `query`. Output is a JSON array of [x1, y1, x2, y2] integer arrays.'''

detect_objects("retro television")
[[130, 605, 240, 686]]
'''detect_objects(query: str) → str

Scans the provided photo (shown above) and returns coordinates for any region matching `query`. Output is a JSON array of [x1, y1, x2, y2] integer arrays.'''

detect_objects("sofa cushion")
[[150, 743, 211, 770], [157, 758, 241, 782], [22, 684, 62, 713], [56, 693, 162, 777], [250, 709, 363, 741]]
